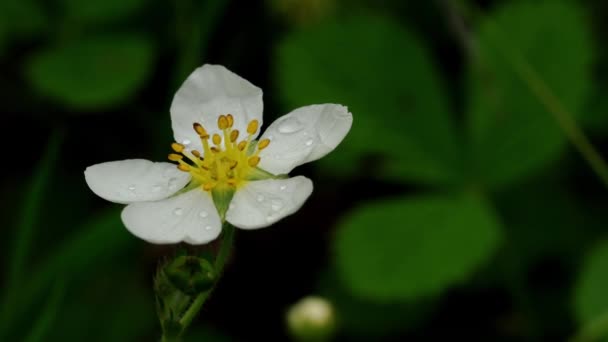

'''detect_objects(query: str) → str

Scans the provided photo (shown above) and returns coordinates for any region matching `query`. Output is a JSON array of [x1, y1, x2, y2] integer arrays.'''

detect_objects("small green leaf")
[[334, 193, 502, 301], [26, 35, 154, 110], [574, 240, 608, 325], [276, 15, 461, 186], [467, 0, 593, 187]]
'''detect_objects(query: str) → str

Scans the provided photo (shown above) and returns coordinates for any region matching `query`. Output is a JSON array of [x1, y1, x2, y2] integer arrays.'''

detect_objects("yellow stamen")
[[230, 130, 240, 143], [203, 182, 215, 191], [247, 120, 259, 135], [193, 123, 209, 138], [212, 134, 222, 145], [191, 150, 201, 158], [226, 114, 234, 127], [248, 156, 260, 167], [168, 153, 183, 161], [171, 142, 185, 153], [218, 115, 229, 130], [210, 146, 220, 153], [238, 141, 247, 151], [257, 138, 270, 150], [178, 164, 190, 172]]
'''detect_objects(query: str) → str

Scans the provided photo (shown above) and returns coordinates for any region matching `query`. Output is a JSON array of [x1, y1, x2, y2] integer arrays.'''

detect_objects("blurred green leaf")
[[23, 279, 66, 342], [3, 208, 133, 337], [0, 0, 45, 43], [26, 35, 154, 110], [467, 0, 593, 187], [334, 193, 502, 301], [276, 14, 462, 186], [61, 0, 145, 24], [1, 129, 62, 333], [574, 240, 608, 325]]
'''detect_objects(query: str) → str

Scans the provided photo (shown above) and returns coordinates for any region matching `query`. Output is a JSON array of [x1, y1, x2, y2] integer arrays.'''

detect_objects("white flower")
[[84, 64, 352, 244]]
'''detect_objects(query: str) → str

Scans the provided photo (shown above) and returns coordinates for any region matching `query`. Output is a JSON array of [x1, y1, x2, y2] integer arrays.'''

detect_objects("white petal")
[[170, 64, 264, 153], [84, 159, 191, 204], [258, 104, 352, 175], [226, 176, 313, 229], [121, 188, 222, 244]]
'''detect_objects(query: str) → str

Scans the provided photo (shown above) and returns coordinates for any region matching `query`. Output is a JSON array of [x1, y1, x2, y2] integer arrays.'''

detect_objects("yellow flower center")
[[169, 114, 270, 192]]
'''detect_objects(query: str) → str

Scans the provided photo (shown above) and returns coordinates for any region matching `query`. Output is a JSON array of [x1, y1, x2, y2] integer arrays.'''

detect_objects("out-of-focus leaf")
[[61, 0, 145, 24], [276, 15, 462, 186], [334, 193, 502, 301], [184, 326, 232, 342], [3, 209, 134, 337], [574, 240, 608, 325], [1, 129, 62, 333], [23, 279, 66, 342], [0, 0, 45, 43], [26, 35, 154, 110], [467, 1, 593, 187]]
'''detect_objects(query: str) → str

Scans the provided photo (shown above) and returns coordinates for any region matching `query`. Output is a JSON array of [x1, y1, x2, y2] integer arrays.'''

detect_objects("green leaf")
[[333, 193, 502, 301], [467, 0, 593, 187], [1, 209, 133, 338], [23, 279, 66, 342], [60, 0, 145, 24], [276, 14, 462, 186], [574, 240, 608, 325], [0, 0, 45, 41], [26, 35, 154, 110]]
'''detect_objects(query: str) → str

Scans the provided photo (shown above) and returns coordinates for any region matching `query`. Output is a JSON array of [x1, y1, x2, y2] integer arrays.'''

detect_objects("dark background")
[[2, 0, 608, 341]]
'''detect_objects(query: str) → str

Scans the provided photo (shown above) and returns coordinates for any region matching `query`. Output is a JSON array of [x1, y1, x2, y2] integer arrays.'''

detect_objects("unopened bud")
[[286, 296, 336, 341]]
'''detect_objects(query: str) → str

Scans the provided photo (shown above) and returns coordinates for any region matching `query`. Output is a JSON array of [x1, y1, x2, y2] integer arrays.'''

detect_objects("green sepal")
[[211, 185, 235, 220], [164, 256, 216, 295]]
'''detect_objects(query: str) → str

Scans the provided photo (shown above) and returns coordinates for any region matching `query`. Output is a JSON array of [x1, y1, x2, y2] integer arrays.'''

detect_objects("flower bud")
[[286, 296, 336, 341], [164, 255, 216, 295]]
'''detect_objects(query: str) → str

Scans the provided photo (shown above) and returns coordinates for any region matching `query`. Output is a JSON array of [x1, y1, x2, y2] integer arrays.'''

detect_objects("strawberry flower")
[[85, 64, 352, 244]]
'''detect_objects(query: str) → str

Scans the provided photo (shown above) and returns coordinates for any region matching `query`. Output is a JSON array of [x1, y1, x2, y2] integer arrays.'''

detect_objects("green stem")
[[571, 311, 608, 342], [177, 224, 235, 335]]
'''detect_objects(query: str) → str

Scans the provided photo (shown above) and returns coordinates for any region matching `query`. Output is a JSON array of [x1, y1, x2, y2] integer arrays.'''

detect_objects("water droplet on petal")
[[271, 199, 284, 211], [266, 215, 275, 222], [182, 139, 191, 145], [279, 185, 287, 191], [152, 185, 162, 192], [199, 211, 208, 218], [128, 184, 136, 191], [173, 208, 183, 216], [256, 194, 265, 202], [168, 178, 178, 190], [305, 138, 314, 146], [277, 117, 304, 134], [204, 225, 213, 231]]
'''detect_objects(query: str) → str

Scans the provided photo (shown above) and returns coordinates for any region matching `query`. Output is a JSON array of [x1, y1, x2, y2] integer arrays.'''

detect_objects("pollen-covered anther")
[[237, 141, 247, 151], [258, 138, 270, 150], [218, 115, 229, 130], [193, 123, 209, 138], [226, 114, 234, 128], [229, 160, 238, 169], [247, 120, 259, 135], [212, 134, 222, 145], [168, 153, 183, 161], [177, 164, 190, 172], [210, 147, 220, 153], [203, 182, 215, 191], [171, 142, 185, 153], [230, 130, 240, 143], [191, 150, 201, 158], [248, 156, 261, 167]]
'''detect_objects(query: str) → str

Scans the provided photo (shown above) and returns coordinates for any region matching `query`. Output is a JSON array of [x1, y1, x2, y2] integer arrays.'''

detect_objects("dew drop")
[[305, 138, 314, 146], [279, 185, 287, 191], [277, 117, 304, 134], [266, 215, 275, 222], [152, 185, 163, 193], [204, 225, 213, 231], [271, 199, 284, 211], [128, 184, 136, 191], [199, 211, 208, 218], [256, 194, 265, 202], [173, 208, 183, 216], [168, 177, 178, 190]]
